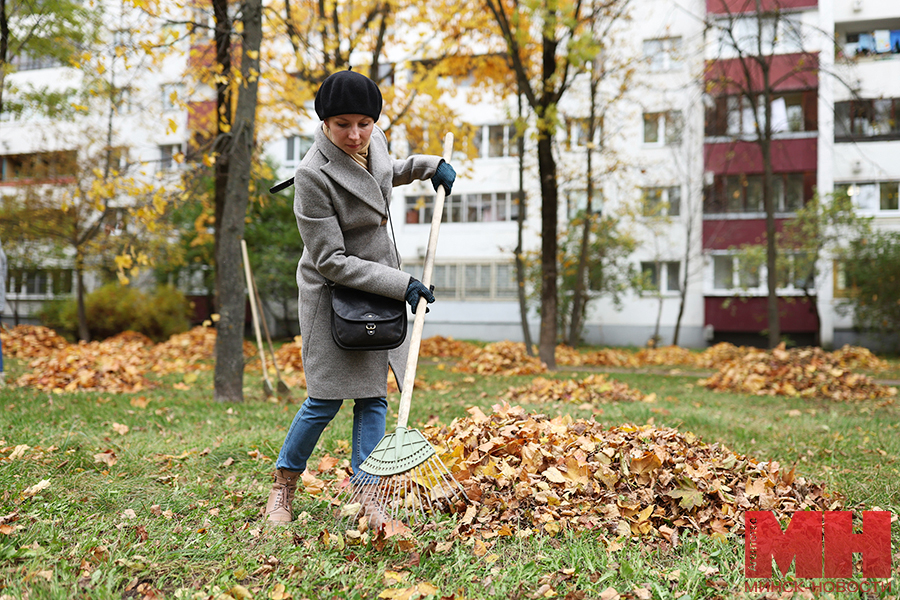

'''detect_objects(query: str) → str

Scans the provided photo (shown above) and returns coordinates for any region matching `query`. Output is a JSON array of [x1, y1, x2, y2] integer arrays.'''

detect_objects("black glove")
[[430, 160, 456, 195], [405, 277, 435, 314]]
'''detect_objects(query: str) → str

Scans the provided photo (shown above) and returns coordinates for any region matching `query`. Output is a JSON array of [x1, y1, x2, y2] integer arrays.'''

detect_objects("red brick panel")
[[704, 137, 817, 174], [703, 218, 795, 249], [704, 295, 818, 332], [705, 53, 819, 95], [707, 0, 817, 15]]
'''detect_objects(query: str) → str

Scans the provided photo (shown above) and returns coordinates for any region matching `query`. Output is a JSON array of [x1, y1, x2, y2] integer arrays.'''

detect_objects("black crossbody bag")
[[329, 283, 407, 350], [328, 193, 408, 350]]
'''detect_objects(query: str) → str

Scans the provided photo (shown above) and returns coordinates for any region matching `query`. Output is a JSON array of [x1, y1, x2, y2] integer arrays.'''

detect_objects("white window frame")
[[158, 144, 183, 171], [473, 124, 518, 159], [641, 186, 681, 217], [285, 134, 314, 164], [563, 116, 601, 150], [406, 261, 518, 301], [642, 111, 683, 146], [707, 251, 813, 295], [405, 191, 519, 224], [639, 260, 682, 295], [836, 181, 900, 213], [643, 37, 683, 72]]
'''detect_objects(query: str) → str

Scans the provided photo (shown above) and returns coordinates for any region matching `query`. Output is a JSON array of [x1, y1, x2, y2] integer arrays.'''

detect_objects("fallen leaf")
[[93, 451, 117, 467], [599, 587, 619, 600], [111, 423, 129, 436]]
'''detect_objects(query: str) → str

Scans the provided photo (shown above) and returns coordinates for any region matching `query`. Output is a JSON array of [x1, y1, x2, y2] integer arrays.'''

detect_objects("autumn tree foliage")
[[483, 0, 633, 367], [0, 0, 185, 341]]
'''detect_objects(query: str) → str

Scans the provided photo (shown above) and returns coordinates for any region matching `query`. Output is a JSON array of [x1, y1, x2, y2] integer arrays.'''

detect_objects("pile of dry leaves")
[[0, 325, 69, 358], [6, 324, 260, 393], [15, 337, 156, 393], [572, 347, 640, 368], [699, 343, 897, 402], [273, 336, 307, 388], [504, 375, 655, 406], [149, 326, 257, 375], [419, 335, 479, 359], [454, 342, 548, 377], [421, 404, 837, 541]]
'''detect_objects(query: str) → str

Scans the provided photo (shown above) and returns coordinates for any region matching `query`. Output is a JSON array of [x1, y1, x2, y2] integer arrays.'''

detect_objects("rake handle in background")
[[396, 132, 454, 431], [250, 270, 292, 396], [241, 239, 273, 395]]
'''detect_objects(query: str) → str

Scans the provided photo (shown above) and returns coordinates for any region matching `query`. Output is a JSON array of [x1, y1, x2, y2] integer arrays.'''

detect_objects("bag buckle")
[[366, 323, 376, 335]]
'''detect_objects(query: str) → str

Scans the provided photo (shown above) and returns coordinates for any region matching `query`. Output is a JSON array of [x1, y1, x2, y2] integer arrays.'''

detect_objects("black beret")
[[314, 70, 382, 121]]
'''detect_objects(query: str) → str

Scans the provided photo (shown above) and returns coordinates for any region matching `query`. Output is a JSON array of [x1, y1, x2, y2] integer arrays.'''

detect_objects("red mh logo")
[[745, 511, 892, 579]]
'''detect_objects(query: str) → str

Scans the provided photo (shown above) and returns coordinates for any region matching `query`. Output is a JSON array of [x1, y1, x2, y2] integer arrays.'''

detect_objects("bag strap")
[[269, 178, 294, 194]]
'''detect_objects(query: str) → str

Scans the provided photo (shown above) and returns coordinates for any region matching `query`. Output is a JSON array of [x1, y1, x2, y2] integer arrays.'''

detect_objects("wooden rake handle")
[[395, 132, 454, 430]]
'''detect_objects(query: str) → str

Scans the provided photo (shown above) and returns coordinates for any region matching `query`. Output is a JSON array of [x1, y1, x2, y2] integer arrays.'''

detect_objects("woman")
[[265, 69, 456, 528]]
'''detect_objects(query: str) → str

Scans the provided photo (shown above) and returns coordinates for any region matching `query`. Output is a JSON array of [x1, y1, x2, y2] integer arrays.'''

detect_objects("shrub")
[[37, 283, 191, 342]]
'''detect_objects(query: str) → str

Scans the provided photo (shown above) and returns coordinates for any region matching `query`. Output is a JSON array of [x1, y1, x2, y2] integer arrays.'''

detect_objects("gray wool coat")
[[293, 125, 442, 400]]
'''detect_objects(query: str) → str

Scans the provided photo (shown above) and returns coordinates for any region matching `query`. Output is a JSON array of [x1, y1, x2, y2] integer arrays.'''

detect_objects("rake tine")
[[402, 477, 413, 525], [413, 468, 427, 521], [425, 458, 445, 503]]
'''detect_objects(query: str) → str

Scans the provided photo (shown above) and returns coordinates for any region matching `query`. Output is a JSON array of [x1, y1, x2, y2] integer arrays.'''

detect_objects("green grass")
[[1, 354, 898, 599]]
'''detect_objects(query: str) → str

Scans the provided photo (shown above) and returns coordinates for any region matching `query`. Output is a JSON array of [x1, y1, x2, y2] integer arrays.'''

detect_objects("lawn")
[[1, 348, 898, 600]]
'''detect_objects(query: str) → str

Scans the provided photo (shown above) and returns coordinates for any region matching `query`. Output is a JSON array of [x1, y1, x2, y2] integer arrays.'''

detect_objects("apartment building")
[[3, 0, 898, 349]]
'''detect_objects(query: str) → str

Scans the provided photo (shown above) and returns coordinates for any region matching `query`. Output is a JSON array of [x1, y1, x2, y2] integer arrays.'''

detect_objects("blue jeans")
[[275, 396, 387, 482]]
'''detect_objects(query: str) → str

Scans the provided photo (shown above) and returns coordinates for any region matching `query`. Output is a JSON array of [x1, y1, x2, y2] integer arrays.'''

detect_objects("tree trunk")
[[536, 133, 558, 368], [652, 279, 664, 346], [0, 0, 8, 116], [212, 0, 231, 316], [75, 253, 89, 342], [761, 116, 780, 348], [567, 125, 595, 346], [213, 0, 262, 402], [514, 94, 534, 355]]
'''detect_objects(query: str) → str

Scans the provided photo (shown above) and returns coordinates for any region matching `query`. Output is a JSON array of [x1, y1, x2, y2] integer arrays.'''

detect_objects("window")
[[407, 261, 517, 301], [643, 111, 682, 145], [11, 53, 61, 71], [706, 93, 810, 137], [643, 37, 682, 72], [8, 269, 72, 297], [640, 261, 681, 293], [833, 260, 852, 298], [286, 135, 313, 163], [564, 117, 601, 149], [705, 173, 809, 214], [161, 84, 183, 112], [835, 181, 900, 212], [566, 189, 602, 219], [641, 186, 680, 217], [473, 124, 518, 158], [843, 30, 900, 57], [711, 253, 812, 292], [835, 98, 900, 140], [0, 151, 77, 183], [716, 15, 803, 56], [405, 191, 519, 224], [881, 181, 899, 210], [159, 144, 183, 171]]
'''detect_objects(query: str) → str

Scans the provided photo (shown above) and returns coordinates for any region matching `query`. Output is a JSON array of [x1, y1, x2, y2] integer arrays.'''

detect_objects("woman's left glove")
[[405, 277, 435, 314], [430, 160, 456, 195]]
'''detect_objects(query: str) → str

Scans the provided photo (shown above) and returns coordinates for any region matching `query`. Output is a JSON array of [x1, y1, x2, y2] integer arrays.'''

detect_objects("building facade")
[[2, 0, 898, 349]]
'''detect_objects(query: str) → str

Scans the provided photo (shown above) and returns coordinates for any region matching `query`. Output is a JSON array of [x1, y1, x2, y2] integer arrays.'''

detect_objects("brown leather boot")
[[265, 468, 300, 525]]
